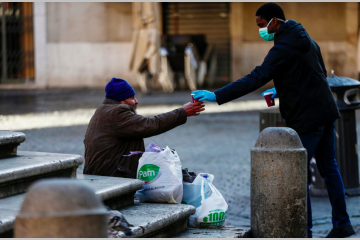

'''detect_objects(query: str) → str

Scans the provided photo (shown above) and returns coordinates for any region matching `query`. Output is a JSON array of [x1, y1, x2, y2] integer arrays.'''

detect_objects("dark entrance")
[[162, 2, 231, 87], [0, 2, 34, 84]]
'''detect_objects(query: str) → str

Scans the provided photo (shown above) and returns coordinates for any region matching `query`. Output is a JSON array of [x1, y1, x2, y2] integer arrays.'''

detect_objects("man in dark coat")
[[83, 78, 204, 179], [192, 2, 354, 238]]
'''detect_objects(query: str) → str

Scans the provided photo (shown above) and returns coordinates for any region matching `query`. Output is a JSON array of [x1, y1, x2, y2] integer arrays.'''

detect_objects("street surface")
[[1, 88, 359, 237]]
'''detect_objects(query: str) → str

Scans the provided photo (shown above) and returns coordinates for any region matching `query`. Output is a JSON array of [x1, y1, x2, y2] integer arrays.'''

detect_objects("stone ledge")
[[0, 151, 84, 199], [0, 151, 83, 185], [77, 174, 143, 198], [174, 226, 252, 238], [0, 131, 26, 146], [77, 174, 143, 209], [113, 203, 196, 238], [0, 131, 26, 159]]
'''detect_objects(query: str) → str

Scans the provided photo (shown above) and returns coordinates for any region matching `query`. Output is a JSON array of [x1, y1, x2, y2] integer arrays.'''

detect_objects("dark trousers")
[[299, 122, 351, 237]]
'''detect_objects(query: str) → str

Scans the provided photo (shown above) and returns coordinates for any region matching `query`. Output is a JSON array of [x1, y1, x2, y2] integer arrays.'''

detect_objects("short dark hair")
[[255, 3, 286, 22]]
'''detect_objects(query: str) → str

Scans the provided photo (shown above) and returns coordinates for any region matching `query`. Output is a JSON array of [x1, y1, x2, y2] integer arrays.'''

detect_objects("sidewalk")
[[1, 88, 360, 237]]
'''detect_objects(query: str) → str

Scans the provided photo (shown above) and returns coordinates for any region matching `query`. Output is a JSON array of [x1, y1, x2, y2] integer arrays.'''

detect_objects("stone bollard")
[[14, 178, 108, 238], [250, 127, 307, 238]]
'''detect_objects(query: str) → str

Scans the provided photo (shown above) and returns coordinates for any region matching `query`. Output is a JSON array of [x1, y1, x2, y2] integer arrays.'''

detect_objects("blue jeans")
[[299, 122, 351, 237]]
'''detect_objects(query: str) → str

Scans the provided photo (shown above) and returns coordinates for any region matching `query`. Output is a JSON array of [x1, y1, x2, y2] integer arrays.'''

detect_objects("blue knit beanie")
[[105, 78, 136, 102]]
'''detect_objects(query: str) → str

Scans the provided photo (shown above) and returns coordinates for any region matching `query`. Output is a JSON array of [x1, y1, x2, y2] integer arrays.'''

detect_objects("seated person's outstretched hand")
[[182, 102, 205, 117]]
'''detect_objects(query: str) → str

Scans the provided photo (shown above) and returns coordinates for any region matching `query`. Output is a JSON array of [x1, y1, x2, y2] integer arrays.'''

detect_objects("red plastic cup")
[[263, 92, 275, 107], [191, 94, 199, 103]]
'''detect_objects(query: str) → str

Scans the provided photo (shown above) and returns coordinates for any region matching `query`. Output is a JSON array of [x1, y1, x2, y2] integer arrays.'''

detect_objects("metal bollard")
[[14, 178, 108, 238], [251, 127, 307, 238]]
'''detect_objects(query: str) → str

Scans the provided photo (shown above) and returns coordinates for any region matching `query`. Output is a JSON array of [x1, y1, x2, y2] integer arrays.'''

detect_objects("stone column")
[[14, 178, 108, 238], [251, 127, 307, 238]]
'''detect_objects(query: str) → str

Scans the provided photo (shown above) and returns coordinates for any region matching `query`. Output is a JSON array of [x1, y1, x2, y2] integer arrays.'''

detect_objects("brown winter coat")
[[83, 99, 187, 178]]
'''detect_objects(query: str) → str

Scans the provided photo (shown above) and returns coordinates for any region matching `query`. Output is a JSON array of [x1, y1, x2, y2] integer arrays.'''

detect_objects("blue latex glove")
[[192, 90, 217, 102], [261, 88, 278, 99]]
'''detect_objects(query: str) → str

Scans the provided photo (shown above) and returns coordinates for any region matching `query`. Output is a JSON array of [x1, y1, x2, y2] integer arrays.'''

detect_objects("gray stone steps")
[[111, 203, 196, 238], [77, 174, 143, 209], [174, 226, 251, 238], [0, 151, 83, 199], [0, 131, 196, 238], [0, 175, 143, 237], [0, 194, 22, 237], [0, 131, 26, 159]]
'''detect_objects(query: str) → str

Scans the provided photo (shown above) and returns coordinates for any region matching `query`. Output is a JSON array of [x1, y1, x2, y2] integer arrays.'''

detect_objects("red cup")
[[264, 92, 275, 107], [191, 94, 199, 103]]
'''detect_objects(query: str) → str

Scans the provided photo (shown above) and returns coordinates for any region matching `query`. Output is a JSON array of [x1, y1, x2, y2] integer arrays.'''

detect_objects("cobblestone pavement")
[[2, 88, 359, 237]]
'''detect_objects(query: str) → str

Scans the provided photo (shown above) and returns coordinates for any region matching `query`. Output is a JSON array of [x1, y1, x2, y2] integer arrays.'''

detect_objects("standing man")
[[84, 77, 204, 179], [192, 3, 354, 238]]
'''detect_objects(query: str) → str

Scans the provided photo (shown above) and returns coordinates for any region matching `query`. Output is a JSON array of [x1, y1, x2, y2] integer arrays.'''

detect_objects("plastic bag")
[[124, 142, 161, 157], [182, 173, 214, 208], [187, 175, 228, 228], [135, 146, 183, 203], [145, 142, 162, 153]]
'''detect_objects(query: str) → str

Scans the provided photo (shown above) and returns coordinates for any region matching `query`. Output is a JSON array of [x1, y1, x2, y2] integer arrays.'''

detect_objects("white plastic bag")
[[188, 175, 228, 228], [135, 146, 183, 203]]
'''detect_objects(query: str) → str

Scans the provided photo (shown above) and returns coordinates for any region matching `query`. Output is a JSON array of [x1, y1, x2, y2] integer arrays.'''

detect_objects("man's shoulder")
[[270, 44, 286, 52], [98, 102, 133, 115], [265, 45, 287, 60], [115, 104, 132, 110]]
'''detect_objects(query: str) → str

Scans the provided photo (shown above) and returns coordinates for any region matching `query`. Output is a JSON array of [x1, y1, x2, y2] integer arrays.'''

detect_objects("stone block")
[[14, 179, 108, 238], [0, 131, 26, 159]]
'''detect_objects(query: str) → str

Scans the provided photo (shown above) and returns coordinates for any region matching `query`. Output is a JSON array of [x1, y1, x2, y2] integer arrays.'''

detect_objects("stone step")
[[0, 175, 143, 237], [110, 203, 196, 238], [174, 226, 251, 238], [77, 174, 143, 209], [0, 131, 26, 159], [0, 151, 83, 199]]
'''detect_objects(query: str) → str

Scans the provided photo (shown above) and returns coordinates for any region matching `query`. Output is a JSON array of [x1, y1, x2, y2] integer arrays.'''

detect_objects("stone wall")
[[45, 2, 137, 88], [35, 2, 359, 89]]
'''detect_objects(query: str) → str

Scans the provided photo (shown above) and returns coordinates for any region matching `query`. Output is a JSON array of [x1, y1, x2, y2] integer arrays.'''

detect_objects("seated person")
[[83, 78, 204, 178]]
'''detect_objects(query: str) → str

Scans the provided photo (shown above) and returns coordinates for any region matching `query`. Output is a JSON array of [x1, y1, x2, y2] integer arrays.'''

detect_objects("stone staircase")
[[0, 131, 196, 238]]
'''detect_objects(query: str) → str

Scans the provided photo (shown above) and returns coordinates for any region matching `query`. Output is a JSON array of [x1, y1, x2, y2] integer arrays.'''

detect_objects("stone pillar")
[[251, 127, 307, 238], [14, 179, 108, 238]]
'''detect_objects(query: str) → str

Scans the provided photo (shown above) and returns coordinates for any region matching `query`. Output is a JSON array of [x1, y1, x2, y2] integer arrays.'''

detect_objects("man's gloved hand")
[[191, 90, 217, 102], [261, 88, 278, 99]]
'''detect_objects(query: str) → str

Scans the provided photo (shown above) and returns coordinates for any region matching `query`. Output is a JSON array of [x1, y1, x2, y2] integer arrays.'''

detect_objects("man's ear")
[[272, 18, 278, 26]]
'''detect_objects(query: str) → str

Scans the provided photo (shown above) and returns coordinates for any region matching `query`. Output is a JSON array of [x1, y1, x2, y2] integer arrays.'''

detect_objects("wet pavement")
[[1, 88, 360, 238], [0, 88, 264, 116]]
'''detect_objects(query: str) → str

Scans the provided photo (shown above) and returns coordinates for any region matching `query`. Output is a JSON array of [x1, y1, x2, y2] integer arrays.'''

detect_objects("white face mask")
[[259, 17, 285, 41]]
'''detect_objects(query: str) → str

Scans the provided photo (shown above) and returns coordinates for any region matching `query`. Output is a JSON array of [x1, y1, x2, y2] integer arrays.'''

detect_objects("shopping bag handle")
[[200, 178, 205, 209], [208, 180, 228, 208], [208, 181, 221, 196]]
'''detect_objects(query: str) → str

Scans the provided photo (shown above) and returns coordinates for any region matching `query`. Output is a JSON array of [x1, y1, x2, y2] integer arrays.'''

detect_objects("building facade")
[[0, 2, 358, 90]]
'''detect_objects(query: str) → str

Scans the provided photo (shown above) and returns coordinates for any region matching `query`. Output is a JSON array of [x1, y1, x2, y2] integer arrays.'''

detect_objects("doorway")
[[0, 2, 34, 84]]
